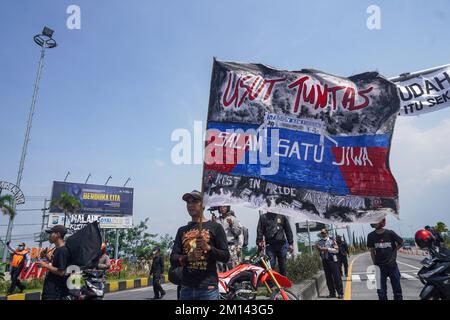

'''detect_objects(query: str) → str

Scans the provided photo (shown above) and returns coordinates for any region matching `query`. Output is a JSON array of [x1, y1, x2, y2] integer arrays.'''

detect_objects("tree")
[[50, 192, 81, 227], [158, 233, 174, 254], [0, 194, 16, 219], [106, 218, 159, 259], [434, 222, 448, 234]]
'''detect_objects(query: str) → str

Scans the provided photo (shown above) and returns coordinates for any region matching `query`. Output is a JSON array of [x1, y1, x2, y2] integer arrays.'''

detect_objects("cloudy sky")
[[1, 0, 449, 248]]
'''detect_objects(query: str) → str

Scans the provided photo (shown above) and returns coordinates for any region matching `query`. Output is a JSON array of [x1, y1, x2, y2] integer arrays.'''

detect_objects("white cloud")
[[427, 163, 450, 185], [391, 117, 450, 189]]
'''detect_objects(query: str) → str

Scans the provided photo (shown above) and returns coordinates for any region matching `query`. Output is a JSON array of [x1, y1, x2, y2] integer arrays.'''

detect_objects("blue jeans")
[[377, 264, 403, 300], [179, 286, 219, 300], [266, 243, 288, 276]]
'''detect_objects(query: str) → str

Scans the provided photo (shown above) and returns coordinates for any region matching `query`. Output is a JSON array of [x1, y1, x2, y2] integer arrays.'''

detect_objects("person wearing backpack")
[[256, 212, 293, 276]]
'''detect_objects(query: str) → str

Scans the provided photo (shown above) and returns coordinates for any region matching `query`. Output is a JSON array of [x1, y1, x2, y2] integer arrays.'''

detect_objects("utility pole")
[[2, 27, 57, 263]]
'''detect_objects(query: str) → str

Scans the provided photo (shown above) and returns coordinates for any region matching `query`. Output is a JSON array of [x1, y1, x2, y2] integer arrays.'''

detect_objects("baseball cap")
[[182, 190, 203, 202], [45, 225, 67, 237]]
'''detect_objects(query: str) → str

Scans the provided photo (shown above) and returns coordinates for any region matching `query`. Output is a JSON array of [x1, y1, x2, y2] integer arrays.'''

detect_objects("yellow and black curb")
[[0, 275, 168, 300]]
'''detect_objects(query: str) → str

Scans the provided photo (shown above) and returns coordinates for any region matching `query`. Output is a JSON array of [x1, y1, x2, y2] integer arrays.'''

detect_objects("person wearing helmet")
[[97, 243, 111, 271], [5, 241, 30, 295], [367, 218, 404, 300]]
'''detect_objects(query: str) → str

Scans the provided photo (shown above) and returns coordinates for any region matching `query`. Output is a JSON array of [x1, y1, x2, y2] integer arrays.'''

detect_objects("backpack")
[[168, 264, 183, 285]]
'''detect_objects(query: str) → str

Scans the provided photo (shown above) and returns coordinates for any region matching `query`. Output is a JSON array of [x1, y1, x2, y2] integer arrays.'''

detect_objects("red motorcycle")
[[218, 251, 298, 300]]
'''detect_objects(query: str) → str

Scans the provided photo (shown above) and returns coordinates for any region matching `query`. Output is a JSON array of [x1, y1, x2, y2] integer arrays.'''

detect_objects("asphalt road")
[[105, 252, 425, 300], [105, 283, 179, 300], [340, 252, 425, 300]]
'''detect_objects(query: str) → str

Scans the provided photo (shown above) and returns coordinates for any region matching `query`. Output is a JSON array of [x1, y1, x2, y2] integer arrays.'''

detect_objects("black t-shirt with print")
[[42, 246, 70, 300], [367, 229, 403, 266], [170, 220, 230, 288]]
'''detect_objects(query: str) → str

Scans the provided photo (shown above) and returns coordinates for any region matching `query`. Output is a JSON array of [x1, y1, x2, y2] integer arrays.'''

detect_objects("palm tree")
[[0, 194, 16, 219], [50, 192, 81, 227]]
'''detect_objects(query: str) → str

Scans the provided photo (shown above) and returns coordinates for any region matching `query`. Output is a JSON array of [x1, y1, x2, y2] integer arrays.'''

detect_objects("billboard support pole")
[[114, 229, 119, 260], [38, 199, 49, 249]]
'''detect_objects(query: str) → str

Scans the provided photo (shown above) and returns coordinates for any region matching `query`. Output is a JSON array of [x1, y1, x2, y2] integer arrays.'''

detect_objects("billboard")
[[48, 213, 133, 230], [50, 181, 133, 215], [203, 60, 400, 225]]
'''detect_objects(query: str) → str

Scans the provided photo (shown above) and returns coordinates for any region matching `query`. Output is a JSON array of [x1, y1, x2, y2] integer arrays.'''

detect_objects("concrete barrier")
[[290, 271, 326, 300]]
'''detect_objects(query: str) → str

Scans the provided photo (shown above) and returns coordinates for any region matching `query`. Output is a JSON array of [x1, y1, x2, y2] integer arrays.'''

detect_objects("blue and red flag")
[[203, 59, 400, 224]]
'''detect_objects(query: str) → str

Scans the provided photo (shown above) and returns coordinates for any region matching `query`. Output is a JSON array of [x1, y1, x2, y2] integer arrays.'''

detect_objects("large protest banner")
[[393, 64, 450, 116], [202, 60, 401, 224]]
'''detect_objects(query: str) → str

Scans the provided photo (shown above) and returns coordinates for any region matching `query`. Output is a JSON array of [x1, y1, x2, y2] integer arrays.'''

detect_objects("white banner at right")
[[394, 64, 450, 116]]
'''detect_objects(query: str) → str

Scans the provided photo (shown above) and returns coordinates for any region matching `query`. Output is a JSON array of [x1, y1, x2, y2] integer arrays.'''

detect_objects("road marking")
[[351, 275, 361, 282], [401, 273, 417, 280], [397, 260, 421, 270], [344, 252, 367, 300], [366, 273, 376, 281]]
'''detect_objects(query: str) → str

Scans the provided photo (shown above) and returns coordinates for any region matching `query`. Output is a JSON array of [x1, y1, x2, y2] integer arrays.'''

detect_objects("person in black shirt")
[[150, 246, 166, 299], [256, 212, 293, 276], [37, 225, 70, 300], [170, 190, 230, 300], [367, 218, 404, 300], [336, 235, 349, 277]]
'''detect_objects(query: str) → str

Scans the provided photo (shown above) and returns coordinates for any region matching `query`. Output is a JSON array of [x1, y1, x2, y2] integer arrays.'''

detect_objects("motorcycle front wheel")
[[270, 288, 299, 300]]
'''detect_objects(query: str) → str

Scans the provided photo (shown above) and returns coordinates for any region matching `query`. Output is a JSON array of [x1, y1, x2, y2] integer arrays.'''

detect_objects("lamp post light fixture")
[[2, 27, 57, 263]]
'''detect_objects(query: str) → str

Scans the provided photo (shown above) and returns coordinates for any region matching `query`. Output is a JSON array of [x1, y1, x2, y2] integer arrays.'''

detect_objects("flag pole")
[[199, 57, 217, 234], [389, 64, 450, 82]]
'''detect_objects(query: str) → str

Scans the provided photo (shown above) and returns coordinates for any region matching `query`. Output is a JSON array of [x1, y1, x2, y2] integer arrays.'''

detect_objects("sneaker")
[[327, 293, 336, 298], [337, 295, 344, 299], [150, 296, 160, 300]]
